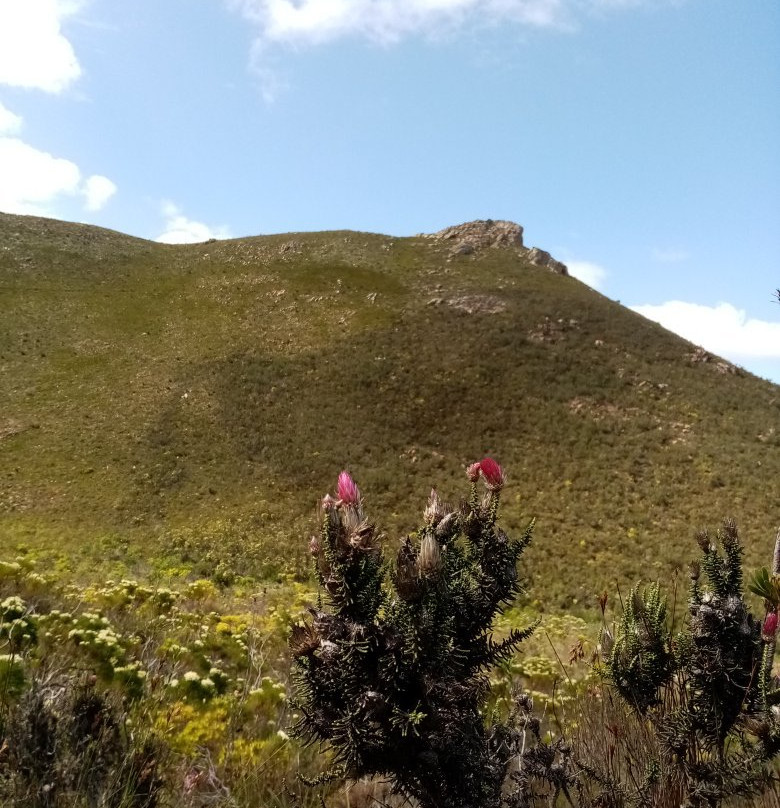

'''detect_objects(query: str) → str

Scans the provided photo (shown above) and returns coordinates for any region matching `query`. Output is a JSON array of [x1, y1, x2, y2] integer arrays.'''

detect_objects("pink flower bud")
[[466, 462, 481, 482], [309, 535, 321, 556], [479, 457, 504, 490], [763, 611, 778, 641], [337, 471, 360, 505], [321, 494, 337, 511]]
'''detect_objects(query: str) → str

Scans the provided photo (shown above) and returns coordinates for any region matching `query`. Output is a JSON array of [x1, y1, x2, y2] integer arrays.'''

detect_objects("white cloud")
[[0, 136, 117, 216], [630, 301, 780, 361], [0, 101, 23, 135], [0, 4, 119, 221], [0, 137, 81, 214], [567, 260, 607, 290], [0, 0, 83, 93], [82, 174, 117, 211], [156, 202, 232, 244]]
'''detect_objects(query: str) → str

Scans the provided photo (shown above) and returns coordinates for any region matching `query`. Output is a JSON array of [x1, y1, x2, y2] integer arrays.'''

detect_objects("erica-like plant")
[[594, 522, 780, 807], [289, 460, 561, 808]]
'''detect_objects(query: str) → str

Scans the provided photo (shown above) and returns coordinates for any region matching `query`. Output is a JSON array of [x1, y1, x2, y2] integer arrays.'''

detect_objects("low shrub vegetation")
[[0, 459, 778, 807]]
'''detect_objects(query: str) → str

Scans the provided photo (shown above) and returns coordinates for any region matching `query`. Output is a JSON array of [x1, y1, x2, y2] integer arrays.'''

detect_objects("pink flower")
[[763, 611, 778, 641], [466, 462, 482, 482], [337, 471, 360, 505], [479, 457, 504, 490]]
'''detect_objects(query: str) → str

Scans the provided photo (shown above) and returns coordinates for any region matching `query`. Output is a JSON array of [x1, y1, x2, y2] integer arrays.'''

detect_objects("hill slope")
[[1, 213, 778, 607]]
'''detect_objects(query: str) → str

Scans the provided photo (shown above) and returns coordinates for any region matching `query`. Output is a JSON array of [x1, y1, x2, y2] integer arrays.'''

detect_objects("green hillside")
[[1, 212, 778, 608]]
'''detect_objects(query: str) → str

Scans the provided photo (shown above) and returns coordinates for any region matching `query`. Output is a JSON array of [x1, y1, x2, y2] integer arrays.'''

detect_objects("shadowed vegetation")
[[1, 212, 778, 607]]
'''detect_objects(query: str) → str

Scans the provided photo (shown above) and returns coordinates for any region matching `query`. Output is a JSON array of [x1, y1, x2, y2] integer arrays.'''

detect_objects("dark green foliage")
[[289, 465, 551, 808], [595, 521, 780, 807], [606, 582, 672, 713], [747, 566, 780, 607], [681, 522, 760, 745]]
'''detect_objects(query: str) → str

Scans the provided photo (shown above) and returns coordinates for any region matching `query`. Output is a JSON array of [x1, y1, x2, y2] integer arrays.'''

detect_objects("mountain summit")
[[425, 219, 568, 274], [0, 212, 777, 604]]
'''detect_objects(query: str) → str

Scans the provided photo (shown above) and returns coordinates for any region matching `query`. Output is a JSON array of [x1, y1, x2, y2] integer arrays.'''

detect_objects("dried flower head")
[[435, 511, 459, 539], [337, 471, 361, 505], [341, 505, 362, 535], [290, 622, 320, 657], [309, 535, 321, 556], [695, 530, 712, 553], [321, 493, 337, 511], [599, 625, 615, 657], [466, 462, 482, 482], [395, 538, 421, 601], [424, 488, 452, 527], [348, 520, 375, 550], [418, 534, 442, 577]]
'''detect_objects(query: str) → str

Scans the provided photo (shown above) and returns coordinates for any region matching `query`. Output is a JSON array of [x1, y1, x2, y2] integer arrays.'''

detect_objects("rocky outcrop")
[[687, 347, 739, 375], [426, 294, 507, 315], [524, 246, 568, 275], [428, 219, 524, 251], [424, 219, 568, 276]]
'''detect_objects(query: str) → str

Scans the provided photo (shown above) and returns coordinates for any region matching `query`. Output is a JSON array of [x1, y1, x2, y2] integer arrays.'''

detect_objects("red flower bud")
[[337, 471, 360, 505], [479, 457, 504, 490], [763, 611, 778, 641]]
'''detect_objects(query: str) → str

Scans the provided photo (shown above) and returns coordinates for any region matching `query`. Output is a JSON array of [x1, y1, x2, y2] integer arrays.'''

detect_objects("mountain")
[[1, 213, 777, 608]]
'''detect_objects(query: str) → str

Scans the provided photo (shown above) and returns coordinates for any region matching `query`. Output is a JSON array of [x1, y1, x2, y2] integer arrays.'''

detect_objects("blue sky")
[[1, 0, 779, 382]]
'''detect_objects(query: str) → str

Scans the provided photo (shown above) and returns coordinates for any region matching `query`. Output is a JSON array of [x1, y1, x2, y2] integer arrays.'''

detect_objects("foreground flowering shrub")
[[289, 460, 577, 808], [291, 465, 780, 808]]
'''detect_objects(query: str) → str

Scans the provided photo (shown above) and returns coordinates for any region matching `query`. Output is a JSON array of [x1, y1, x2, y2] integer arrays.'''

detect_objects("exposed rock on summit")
[[425, 219, 568, 275], [430, 219, 525, 250]]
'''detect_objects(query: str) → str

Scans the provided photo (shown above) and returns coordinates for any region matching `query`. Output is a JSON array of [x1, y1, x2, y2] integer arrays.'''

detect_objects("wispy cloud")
[[652, 247, 689, 263], [227, 0, 673, 96], [0, 0, 83, 94], [630, 300, 780, 361], [156, 202, 232, 244], [567, 260, 607, 290], [226, 0, 664, 52], [0, 101, 23, 135]]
